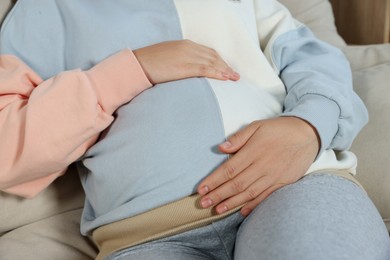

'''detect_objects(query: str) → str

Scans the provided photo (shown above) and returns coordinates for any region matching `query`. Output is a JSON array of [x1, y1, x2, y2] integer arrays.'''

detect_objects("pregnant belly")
[[79, 77, 282, 219]]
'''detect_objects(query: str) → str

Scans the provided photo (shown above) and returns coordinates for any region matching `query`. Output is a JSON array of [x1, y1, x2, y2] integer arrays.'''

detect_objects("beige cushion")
[[0, 165, 97, 258], [351, 62, 390, 231], [0, 0, 14, 24], [278, 0, 346, 47], [344, 44, 390, 71], [0, 209, 96, 260], [0, 165, 85, 236]]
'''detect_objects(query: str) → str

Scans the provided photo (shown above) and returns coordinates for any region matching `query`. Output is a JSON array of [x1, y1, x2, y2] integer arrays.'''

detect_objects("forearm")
[[0, 49, 151, 198], [254, 0, 368, 153], [273, 26, 368, 153]]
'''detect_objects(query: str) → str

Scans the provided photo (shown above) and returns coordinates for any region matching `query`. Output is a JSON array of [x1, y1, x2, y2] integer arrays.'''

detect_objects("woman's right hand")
[[133, 40, 240, 84]]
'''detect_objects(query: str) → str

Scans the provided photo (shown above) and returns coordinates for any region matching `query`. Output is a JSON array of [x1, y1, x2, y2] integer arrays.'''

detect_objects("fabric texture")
[[351, 62, 390, 231], [106, 173, 390, 260], [0, 50, 151, 198], [0, 0, 14, 24], [278, 0, 346, 47], [0, 0, 389, 259], [0, 0, 365, 235], [93, 170, 363, 259], [93, 194, 242, 259], [0, 209, 97, 260], [344, 44, 390, 71], [0, 165, 83, 236]]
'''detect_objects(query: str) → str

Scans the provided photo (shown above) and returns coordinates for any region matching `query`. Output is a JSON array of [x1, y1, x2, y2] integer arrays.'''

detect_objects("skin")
[[198, 117, 320, 217], [134, 40, 240, 84], [134, 39, 320, 218]]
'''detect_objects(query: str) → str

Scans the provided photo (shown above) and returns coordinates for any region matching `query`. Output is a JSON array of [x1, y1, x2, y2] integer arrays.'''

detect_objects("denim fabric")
[[106, 173, 390, 260]]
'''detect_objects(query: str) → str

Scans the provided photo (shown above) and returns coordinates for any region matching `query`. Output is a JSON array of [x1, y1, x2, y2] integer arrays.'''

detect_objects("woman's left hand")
[[197, 116, 320, 216]]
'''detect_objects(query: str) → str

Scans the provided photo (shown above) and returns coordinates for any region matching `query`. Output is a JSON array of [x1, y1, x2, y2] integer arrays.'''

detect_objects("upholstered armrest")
[[279, 0, 346, 48], [0, 165, 85, 237], [343, 44, 390, 71], [280, 0, 390, 232], [346, 44, 390, 231], [0, 0, 14, 24]]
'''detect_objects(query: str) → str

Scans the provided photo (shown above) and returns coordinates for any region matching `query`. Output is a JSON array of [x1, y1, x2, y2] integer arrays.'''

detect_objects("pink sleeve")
[[0, 49, 152, 198]]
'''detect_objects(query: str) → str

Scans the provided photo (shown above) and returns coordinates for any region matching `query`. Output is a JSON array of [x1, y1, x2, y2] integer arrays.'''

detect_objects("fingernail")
[[221, 141, 232, 149], [201, 197, 213, 208], [198, 185, 209, 195], [217, 205, 228, 214]]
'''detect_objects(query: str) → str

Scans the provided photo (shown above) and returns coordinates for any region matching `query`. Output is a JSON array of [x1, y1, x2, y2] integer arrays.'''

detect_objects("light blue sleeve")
[[271, 26, 368, 154]]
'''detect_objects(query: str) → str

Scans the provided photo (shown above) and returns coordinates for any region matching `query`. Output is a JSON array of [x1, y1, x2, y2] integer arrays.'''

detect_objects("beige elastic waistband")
[[93, 194, 242, 260], [92, 170, 363, 259]]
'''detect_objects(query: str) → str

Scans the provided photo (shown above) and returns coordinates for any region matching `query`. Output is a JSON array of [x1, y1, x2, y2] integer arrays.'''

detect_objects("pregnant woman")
[[1, 0, 389, 259]]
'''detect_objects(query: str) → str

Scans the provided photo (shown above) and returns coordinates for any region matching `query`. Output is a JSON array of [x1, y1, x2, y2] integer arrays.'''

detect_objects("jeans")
[[106, 173, 390, 260]]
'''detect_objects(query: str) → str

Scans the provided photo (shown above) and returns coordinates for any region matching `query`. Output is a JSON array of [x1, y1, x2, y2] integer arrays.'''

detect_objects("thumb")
[[219, 121, 260, 153]]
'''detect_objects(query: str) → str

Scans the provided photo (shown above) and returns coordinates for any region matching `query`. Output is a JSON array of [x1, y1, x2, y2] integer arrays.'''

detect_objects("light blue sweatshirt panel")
[[1, 0, 65, 78], [1, 0, 182, 78], [1, 1, 228, 235], [270, 26, 368, 153], [79, 78, 227, 235]]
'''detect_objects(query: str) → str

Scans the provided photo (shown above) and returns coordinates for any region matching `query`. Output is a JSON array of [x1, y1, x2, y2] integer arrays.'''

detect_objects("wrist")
[[286, 116, 321, 156]]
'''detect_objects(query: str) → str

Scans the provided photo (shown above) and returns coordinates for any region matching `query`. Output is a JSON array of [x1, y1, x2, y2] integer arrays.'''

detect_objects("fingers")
[[182, 40, 240, 81], [197, 121, 260, 196], [198, 151, 251, 196], [199, 160, 286, 217], [200, 163, 271, 214], [219, 121, 260, 154], [187, 63, 239, 82], [197, 117, 319, 217], [133, 39, 240, 84], [240, 183, 285, 216], [186, 54, 239, 81], [201, 170, 285, 217]]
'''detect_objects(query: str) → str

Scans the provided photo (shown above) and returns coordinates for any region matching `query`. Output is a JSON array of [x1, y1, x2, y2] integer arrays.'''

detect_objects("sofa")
[[0, 0, 389, 259]]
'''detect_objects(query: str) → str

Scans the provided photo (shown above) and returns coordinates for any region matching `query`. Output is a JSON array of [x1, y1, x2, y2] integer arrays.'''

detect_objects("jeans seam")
[[211, 223, 231, 260]]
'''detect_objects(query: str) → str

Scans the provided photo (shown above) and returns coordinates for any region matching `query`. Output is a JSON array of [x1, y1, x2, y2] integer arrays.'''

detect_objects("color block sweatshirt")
[[0, 0, 368, 236]]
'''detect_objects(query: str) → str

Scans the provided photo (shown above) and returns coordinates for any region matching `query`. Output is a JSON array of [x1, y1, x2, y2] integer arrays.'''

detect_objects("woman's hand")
[[133, 40, 240, 84], [197, 117, 320, 216]]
